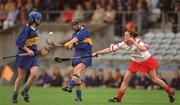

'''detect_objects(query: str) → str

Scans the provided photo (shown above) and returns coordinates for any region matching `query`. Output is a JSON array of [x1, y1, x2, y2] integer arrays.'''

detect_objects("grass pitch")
[[0, 87, 179, 105]]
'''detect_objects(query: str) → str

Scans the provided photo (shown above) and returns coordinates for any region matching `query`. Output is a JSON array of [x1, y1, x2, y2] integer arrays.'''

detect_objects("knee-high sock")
[[12, 91, 18, 100], [165, 86, 174, 94], [116, 90, 125, 100], [69, 74, 80, 89], [23, 85, 30, 93], [68, 80, 76, 89], [76, 89, 82, 98]]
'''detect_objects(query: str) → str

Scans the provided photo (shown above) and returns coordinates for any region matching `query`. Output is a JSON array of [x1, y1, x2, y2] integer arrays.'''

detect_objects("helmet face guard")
[[71, 17, 83, 26], [28, 12, 42, 26], [71, 17, 84, 31]]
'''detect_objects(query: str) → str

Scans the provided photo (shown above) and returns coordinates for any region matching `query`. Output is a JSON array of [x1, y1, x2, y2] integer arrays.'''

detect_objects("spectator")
[[170, 1, 180, 33], [125, 4, 133, 22], [69, 0, 83, 9], [112, 68, 123, 88], [108, 0, 115, 9], [126, 0, 136, 11], [3, 3, 19, 29], [89, 70, 100, 87], [25, 0, 33, 12], [135, 73, 151, 89], [4, 0, 15, 12], [0, 3, 6, 29], [84, 0, 93, 11], [73, 4, 84, 19], [129, 74, 137, 88], [99, 0, 107, 10], [114, 0, 125, 10], [17, 6, 26, 23], [83, 1, 93, 22], [146, 0, 159, 9], [136, 2, 148, 33], [152, 72, 167, 90], [36, 69, 52, 88], [104, 4, 115, 23], [157, 0, 172, 12], [33, 0, 41, 10], [137, 0, 148, 11], [39, 0, 57, 21], [16, 0, 26, 8], [63, 67, 73, 87], [50, 67, 64, 87], [80, 70, 89, 87], [103, 71, 114, 87], [97, 68, 104, 86], [114, 5, 123, 37], [58, 5, 74, 23], [40, 0, 56, 11], [171, 71, 180, 90], [90, 3, 104, 25]]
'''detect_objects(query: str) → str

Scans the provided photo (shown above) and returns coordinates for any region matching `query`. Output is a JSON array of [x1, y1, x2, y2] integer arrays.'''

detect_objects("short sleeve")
[[76, 29, 89, 41], [109, 42, 124, 52], [16, 26, 30, 48], [139, 41, 145, 46], [117, 42, 124, 49]]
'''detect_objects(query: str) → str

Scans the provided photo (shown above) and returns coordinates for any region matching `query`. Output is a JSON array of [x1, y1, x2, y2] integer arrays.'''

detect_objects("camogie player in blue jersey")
[[62, 17, 92, 101], [12, 12, 42, 103]]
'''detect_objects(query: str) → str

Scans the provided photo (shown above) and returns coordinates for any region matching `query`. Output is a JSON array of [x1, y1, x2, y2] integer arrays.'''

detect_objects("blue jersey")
[[72, 27, 92, 67], [15, 25, 39, 70]]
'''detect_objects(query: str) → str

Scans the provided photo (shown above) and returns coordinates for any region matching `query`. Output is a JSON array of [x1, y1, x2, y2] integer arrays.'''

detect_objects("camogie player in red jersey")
[[92, 30, 175, 103]]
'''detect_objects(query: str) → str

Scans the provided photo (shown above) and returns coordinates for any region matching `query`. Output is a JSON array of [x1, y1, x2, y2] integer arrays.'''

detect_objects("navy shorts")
[[15, 55, 39, 70], [72, 57, 92, 67]]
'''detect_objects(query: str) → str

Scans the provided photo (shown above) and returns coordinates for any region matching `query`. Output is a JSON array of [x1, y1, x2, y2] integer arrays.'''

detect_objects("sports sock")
[[165, 87, 174, 94], [23, 85, 30, 94], [12, 91, 18, 99], [116, 90, 125, 100], [76, 89, 82, 98], [68, 80, 76, 89]]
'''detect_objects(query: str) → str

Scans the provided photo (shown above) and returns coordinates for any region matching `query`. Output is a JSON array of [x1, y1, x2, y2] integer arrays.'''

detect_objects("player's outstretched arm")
[[93, 48, 111, 56], [92, 43, 121, 56]]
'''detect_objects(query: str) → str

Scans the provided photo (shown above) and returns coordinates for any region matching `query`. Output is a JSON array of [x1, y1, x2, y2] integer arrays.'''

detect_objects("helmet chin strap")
[[35, 19, 41, 26], [75, 24, 81, 32], [75, 28, 80, 32]]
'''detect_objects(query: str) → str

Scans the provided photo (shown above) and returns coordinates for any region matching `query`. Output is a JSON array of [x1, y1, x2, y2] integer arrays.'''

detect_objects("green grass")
[[0, 87, 179, 105]]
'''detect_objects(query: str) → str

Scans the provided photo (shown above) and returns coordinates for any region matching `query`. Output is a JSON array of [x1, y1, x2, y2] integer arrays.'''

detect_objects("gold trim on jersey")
[[76, 38, 92, 46], [25, 37, 38, 46]]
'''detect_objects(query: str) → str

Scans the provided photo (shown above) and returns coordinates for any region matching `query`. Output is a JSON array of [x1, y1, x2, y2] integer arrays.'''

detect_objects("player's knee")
[[123, 78, 130, 84], [72, 73, 80, 80], [17, 75, 24, 81], [30, 71, 38, 78], [30, 68, 38, 77], [151, 77, 159, 83], [30, 73, 38, 78]]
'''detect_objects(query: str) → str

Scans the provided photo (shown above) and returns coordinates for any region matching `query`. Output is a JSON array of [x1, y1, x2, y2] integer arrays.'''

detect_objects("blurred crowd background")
[[0, 0, 179, 33], [29, 66, 180, 90]]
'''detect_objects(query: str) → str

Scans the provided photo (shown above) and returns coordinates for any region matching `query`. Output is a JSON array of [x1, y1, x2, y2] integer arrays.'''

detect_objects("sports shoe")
[[74, 97, 82, 101], [108, 97, 121, 102], [169, 92, 175, 103], [12, 94, 18, 103], [62, 87, 72, 93], [21, 90, 29, 103]]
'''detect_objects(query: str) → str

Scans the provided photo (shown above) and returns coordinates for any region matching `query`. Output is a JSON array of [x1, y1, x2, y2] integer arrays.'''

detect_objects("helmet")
[[71, 17, 83, 25], [28, 12, 42, 23]]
